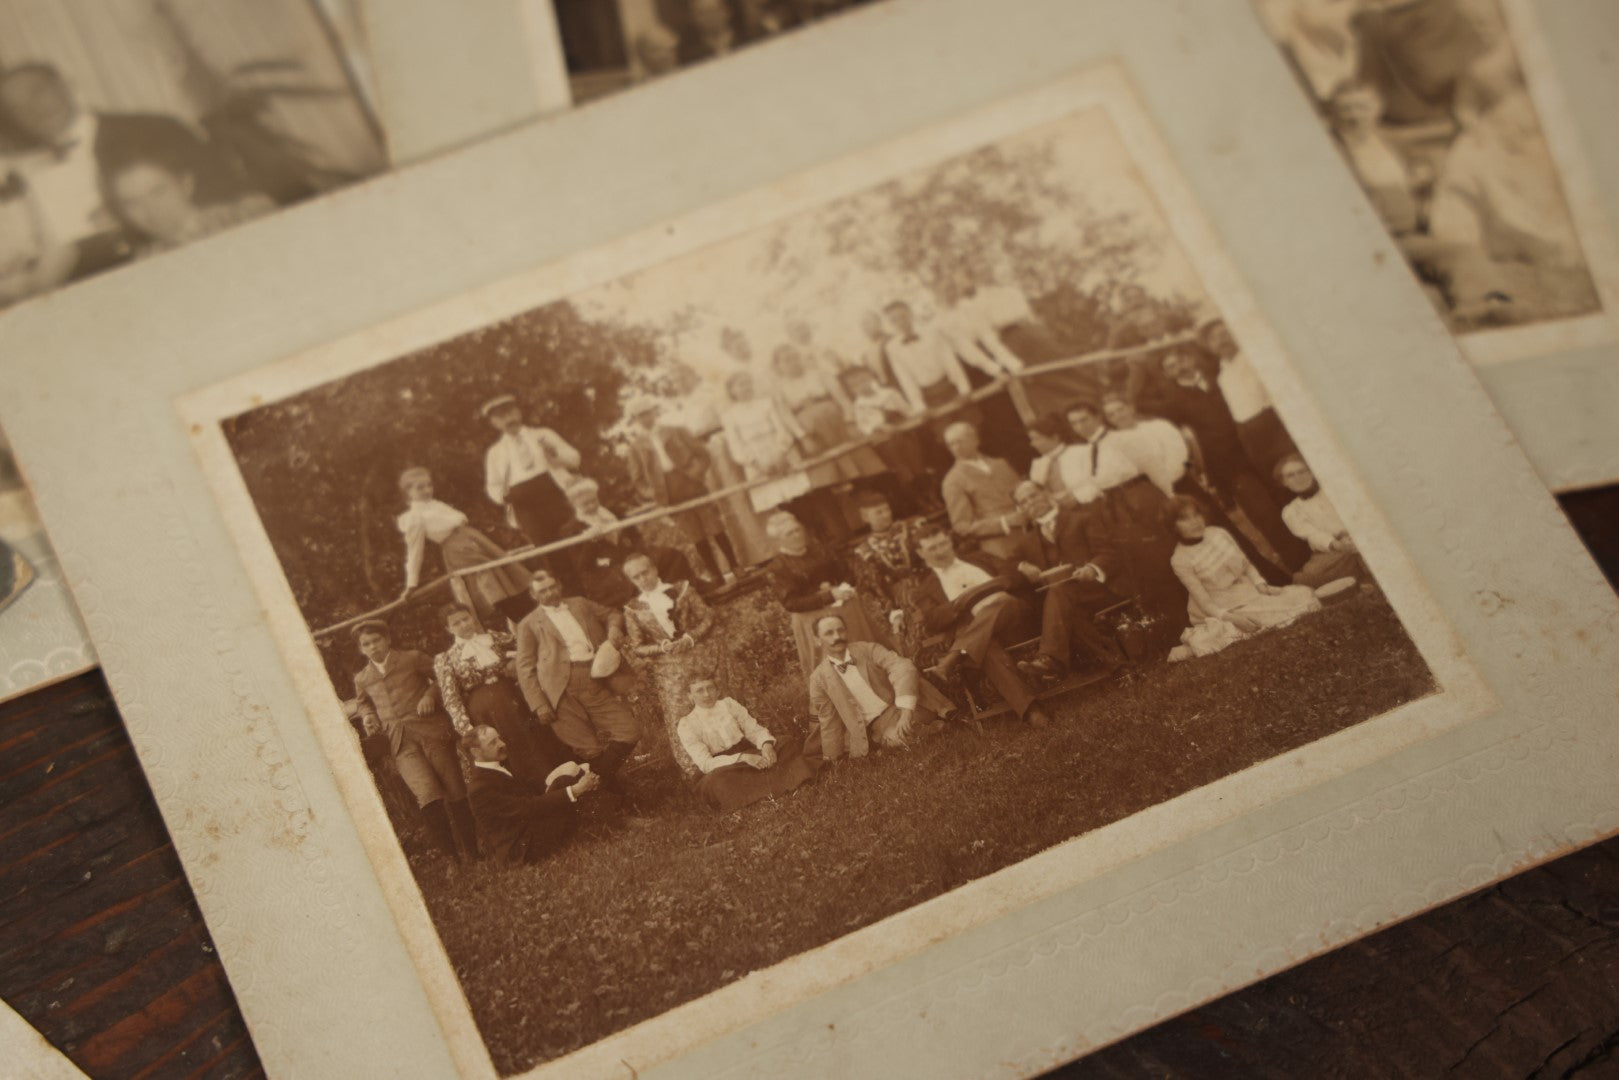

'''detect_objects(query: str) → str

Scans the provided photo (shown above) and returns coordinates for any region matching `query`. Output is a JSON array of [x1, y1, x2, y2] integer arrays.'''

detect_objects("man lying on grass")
[[462, 724, 603, 866]]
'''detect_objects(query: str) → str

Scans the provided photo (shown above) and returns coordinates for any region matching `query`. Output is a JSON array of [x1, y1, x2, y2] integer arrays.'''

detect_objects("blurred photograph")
[[1256, 0, 1605, 335], [0, 0, 385, 307], [553, 0, 885, 102]]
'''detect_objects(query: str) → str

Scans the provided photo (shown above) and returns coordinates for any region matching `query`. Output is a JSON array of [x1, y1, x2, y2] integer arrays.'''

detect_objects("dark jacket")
[[626, 423, 711, 508], [911, 552, 1030, 635], [1140, 379, 1249, 490], [466, 766, 575, 865], [1010, 505, 1124, 585]]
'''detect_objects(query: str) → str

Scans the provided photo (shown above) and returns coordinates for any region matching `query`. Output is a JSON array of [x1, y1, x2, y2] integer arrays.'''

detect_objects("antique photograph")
[[0, 0, 385, 307], [0, 428, 93, 701], [552, 0, 886, 102], [190, 89, 1455, 1075], [0, 437, 34, 618], [1256, 0, 1607, 337]]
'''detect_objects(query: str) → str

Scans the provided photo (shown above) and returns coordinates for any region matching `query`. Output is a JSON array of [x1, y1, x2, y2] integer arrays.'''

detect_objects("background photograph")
[[552, 0, 886, 103], [217, 105, 1438, 1074], [0, 0, 386, 307], [1256, 0, 1603, 334]]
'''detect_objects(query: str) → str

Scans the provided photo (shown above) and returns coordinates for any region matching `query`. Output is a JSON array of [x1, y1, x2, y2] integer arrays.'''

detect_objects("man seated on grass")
[[911, 523, 1054, 729], [807, 614, 958, 761], [462, 724, 602, 866]]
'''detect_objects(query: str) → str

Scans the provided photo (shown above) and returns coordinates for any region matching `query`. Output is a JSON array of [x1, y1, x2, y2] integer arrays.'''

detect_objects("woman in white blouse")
[[675, 675, 818, 812], [1276, 455, 1365, 589], [396, 467, 533, 626], [1099, 392, 1190, 498], [1166, 495, 1319, 657]]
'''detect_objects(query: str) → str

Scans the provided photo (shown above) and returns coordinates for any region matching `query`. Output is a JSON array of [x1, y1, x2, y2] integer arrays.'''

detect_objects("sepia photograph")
[[0, 435, 34, 619], [182, 82, 1467, 1075], [0, 428, 93, 701], [0, 0, 385, 307], [552, 0, 886, 103], [1256, 0, 1606, 337]]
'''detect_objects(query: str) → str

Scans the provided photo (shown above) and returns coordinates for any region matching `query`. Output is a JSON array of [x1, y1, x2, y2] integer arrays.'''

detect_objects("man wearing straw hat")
[[481, 394, 584, 549]]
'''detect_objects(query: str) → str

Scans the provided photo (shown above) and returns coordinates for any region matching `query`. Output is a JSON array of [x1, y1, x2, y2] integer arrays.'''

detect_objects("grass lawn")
[[411, 588, 1435, 1075]]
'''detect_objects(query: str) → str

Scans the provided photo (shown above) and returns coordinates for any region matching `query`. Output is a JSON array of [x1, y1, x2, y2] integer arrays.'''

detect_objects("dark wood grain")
[[0, 486, 1614, 1079], [0, 676, 262, 1080]]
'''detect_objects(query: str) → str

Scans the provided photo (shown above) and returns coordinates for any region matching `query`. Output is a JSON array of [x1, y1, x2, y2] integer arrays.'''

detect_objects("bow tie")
[[830, 658, 854, 674]]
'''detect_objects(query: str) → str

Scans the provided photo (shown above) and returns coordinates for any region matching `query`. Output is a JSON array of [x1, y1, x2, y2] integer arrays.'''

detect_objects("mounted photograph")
[[0, 431, 92, 702], [552, 0, 887, 103], [0, 0, 385, 307], [180, 66, 1487, 1078], [1255, 0, 1619, 363]]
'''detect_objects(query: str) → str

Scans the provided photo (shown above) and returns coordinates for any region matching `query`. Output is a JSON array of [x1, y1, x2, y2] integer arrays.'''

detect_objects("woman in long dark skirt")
[[434, 603, 568, 785], [675, 674, 817, 813]]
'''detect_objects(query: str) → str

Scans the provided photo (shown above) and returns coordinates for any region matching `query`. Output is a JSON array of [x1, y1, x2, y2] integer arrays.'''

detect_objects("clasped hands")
[[659, 634, 697, 655]]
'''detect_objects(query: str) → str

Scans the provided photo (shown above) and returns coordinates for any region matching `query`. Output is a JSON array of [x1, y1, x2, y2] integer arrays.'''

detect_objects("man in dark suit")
[[911, 522, 1053, 728], [462, 724, 601, 866], [514, 569, 641, 791], [0, 62, 243, 279], [1008, 481, 1127, 678], [1141, 345, 1307, 573], [351, 619, 477, 861], [556, 477, 696, 606], [624, 397, 734, 582]]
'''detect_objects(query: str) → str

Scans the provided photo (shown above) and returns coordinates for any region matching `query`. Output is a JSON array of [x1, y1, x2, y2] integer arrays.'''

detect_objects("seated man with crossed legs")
[[910, 522, 1053, 729]]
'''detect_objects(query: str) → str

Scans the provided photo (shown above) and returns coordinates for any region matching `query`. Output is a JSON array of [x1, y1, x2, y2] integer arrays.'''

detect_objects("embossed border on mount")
[[179, 64, 1495, 1079]]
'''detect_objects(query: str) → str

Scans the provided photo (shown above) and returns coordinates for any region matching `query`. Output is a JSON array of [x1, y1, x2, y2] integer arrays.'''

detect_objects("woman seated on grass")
[[1167, 495, 1319, 657], [1275, 454, 1366, 589], [675, 675, 817, 813]]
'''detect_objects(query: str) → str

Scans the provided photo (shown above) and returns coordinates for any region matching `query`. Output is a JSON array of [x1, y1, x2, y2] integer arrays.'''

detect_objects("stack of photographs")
[[0, 1, 1615, 1077]]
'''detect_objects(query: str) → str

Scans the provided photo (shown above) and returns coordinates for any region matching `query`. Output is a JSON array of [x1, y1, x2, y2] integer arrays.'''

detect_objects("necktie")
[[831, 659, 853, 675]]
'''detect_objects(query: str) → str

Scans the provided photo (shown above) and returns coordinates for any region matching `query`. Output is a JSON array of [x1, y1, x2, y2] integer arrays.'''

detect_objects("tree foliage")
[[223, 299, 660, 684]]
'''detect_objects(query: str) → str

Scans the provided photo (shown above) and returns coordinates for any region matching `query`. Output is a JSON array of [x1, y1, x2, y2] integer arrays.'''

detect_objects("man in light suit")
[[940, 420, 1030, 560], [514, 569, 641, 791], [806, 614, 956, 762]]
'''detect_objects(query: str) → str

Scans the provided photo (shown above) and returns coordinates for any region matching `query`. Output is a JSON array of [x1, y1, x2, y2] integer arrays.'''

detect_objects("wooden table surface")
[[2, 486, 1616, 1080]]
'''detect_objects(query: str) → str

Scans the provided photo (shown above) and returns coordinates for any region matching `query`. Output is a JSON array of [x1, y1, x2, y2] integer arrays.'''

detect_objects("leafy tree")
[[223, 299, 659, 686]]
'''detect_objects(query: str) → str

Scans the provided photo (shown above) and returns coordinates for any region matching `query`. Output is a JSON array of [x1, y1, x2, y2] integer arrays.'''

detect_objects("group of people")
[[1262, 0, 1596, 326], [346, 292, 1369, 872], [0, 61, 285, 305]]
